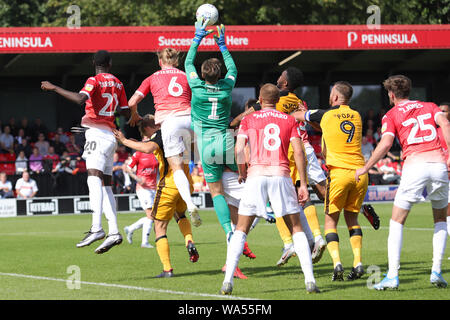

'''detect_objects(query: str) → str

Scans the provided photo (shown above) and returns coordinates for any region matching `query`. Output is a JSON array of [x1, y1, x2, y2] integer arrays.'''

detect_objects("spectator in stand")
[[65, 134, 81, 155], [365, 128, 376, 146], [373, 126, 382, 143], [15, 138, 32, 159], [379, 158, 401, 184], [368, 164, 384, 185], [0, 172, 14, 198], [15, 170, 38, 199], [15, 128, 26, 146], [35, 132, 50, 156], [8, 117, 18, 137], [395, 162, 402, 177], [51, 133, 66, 156], [56, 127, 70, 144], [112, 152, 125, 194], [31, 118, 48, 142], [0, 125, 15, 154], [44, 146, 60, 172], [52, 151, 79, 175], [191, 166, 205, 192], [361, 136, 374, 161], [116, 145, 129, 163], [15, 150, 28, 174], [29, 147, 44, 174], [19, 118, 33, 141], [363, 108, 381, 135]]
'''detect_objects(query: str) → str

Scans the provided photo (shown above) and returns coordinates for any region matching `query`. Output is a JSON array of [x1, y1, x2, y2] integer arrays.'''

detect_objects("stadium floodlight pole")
[[278, 51, 302, 66]]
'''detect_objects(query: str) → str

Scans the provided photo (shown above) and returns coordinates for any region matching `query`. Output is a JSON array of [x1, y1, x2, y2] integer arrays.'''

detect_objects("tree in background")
[[1, 0, 449, 27]]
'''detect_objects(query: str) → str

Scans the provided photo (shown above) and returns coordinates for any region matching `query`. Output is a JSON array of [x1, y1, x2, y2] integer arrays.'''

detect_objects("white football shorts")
[[82, 127, 117, 176], [394, 162, 449, 210], [222, 171, 244, 208], [136, 187, 156, 210], [238, 175, 302, 218], [305, 143, 326, 185], [160, 115, 192, 158]]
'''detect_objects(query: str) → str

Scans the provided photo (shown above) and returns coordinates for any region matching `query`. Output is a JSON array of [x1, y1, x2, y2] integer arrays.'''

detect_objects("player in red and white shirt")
[[356, 75, 450, 290], [123, 142, 159, 248], [127, 48, 200, 227], [41, 50, 130, 254], [437, 102, 450, 259], [220, 84, 319, 295]]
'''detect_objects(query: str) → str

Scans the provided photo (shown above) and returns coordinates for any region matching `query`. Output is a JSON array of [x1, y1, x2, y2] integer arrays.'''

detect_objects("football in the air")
[[196, 4, 219, 26]]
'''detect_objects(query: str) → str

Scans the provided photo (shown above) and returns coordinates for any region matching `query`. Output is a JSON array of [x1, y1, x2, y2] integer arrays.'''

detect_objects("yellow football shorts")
[[151, 186, 187, 221], [324, 167, 368, 214]]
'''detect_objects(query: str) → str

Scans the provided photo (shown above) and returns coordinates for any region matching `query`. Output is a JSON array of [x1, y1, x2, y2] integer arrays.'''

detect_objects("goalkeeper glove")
[[193, 17, 213, 44], [214, 24, 227, 52]]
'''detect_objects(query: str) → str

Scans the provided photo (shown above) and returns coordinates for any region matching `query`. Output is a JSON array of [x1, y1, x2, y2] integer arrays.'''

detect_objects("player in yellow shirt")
[[292, 81, 368, 281], [114, 115, 199, 278]]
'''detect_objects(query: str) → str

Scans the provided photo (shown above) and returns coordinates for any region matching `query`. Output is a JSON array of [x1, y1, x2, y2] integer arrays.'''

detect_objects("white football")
[[196, 4, 219, 26]]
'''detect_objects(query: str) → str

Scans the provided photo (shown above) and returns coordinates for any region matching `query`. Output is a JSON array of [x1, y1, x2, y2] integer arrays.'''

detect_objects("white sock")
[[387, 219, 403, 279], [447, 216, 450, 237], [102, 186, 119, 235], [173, 170, 196, 210], [231, 223, 236, 232], [87, 176, 103, 232], [142, 218, 154, 245], [292, 231, 315, 284], [128, 217, 147, 232], [432, 221, 447, 274], [299, 211, 314, 250], [224, 230, 246, 286]]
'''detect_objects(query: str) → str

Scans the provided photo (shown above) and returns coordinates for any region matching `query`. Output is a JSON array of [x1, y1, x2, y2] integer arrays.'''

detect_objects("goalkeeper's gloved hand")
[[214, 24, 227, 52], [264, 212, 276, 224], [193, 17, 213, 44]]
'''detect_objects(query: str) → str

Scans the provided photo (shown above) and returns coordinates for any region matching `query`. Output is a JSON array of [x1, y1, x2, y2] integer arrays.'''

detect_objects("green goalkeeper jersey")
[[185, 41, 237, 134]]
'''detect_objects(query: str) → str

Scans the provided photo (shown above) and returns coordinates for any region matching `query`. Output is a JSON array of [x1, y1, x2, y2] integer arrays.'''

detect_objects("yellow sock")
[[155, 236, 172, 271], [304, 204, 322, 238], [276, 217, 292, 246], [177, 217, 193, 247], [349, 226, 363, 268], [325, 229, 341, 267]]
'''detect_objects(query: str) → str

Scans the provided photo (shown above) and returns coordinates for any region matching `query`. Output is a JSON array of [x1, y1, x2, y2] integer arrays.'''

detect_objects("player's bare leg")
[[168, 155, 201, 226], [77, 169, 106, 248], [344, 210, 364, 280], [229, 204, 255, 260], [324, 211, 344, 281], [154, 219, 173, 278], [306, 181, 327, 263], [283, 212, 319, 293], [95, 174, 123, 254]]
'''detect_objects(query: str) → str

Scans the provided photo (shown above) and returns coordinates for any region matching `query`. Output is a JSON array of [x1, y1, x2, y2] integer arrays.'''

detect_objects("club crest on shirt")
[[189, 72, 198, 79], [381, 122, 387, 133], [85, 84, 94, 91]]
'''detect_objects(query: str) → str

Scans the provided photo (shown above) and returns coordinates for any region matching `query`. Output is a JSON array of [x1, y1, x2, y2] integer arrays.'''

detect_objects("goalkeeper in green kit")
[[185, 18, 238, 243]]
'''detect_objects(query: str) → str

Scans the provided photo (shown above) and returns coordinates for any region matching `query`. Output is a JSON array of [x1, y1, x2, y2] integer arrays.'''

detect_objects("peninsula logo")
[[347, 32, 418, 48], [0, 36, 53, 48]]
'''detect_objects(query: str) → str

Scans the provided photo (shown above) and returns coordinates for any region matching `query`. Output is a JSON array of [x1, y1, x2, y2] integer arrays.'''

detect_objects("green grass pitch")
[[0, 202, 448, 300]]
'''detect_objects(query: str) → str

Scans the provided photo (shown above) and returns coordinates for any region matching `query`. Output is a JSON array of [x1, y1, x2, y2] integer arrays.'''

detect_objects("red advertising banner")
[[0, 25, 449, 53]]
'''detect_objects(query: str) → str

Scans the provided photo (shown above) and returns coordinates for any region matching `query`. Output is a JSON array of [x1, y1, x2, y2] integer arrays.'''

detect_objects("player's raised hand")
[[214, 24, 227, 51], [128, 110, 142, 127], [41, 81, 56, 91], [193, 16, 214, 44], [297, 185, 309, 206]]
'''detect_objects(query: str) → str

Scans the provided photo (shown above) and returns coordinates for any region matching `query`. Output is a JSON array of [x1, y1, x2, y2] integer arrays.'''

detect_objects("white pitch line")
[[0, 272, 258, 300]]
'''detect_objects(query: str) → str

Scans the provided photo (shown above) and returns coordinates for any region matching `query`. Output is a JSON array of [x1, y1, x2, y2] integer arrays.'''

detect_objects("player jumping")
[[114, 115, 199, 277], [127, 47, 201, 227], [41, 50, 128, 254], [356, 75, 450, 289]]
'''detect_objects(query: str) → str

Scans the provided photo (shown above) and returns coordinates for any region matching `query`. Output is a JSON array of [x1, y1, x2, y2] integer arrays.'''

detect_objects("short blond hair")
[[138, 114, 157, 137], [259, 83, 280, 105], [157, 48, 179, 67]]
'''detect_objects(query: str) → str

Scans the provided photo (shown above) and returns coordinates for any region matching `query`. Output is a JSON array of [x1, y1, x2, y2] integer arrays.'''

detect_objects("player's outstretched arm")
[[127, 92, 144, 127], [41, 81, 88, 105], [291, 137, 308, 205], [235, 136, 248, 183], [229, 107, 257, 129], [214, 25, 237, 85], [355, 134, 394, 182], [113, 129, 159, 154]]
